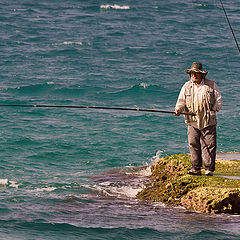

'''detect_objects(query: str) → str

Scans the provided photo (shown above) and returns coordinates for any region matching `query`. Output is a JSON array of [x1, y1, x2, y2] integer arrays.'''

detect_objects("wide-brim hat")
[[185, 62, 208, 76]]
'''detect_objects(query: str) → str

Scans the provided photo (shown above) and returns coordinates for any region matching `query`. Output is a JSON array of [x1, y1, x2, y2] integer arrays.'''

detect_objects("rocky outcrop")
[[181, 187, 240, 214], [137, 154, 240, 214]]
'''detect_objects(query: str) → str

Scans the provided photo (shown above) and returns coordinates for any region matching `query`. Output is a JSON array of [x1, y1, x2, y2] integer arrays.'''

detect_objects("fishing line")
[[213, 0, 232, 74], [219, 0, 240, 55], [0, 104, 194, 116]]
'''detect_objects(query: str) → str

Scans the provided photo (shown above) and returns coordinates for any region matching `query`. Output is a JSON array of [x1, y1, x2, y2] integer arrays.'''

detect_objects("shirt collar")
[[191, 79, 205, 86]]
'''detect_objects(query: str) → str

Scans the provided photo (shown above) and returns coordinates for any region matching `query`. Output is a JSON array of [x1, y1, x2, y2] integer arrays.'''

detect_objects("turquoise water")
[[1, 0, 240, 239]]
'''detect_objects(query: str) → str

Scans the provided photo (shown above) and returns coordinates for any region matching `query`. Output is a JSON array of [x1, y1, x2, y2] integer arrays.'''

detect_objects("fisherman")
[[174, 62, 222, 176]]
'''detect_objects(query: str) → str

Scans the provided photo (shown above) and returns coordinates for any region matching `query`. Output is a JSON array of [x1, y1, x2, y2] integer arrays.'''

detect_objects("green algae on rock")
[[215, 158, 240, 177], [137, 154, 240, 214]]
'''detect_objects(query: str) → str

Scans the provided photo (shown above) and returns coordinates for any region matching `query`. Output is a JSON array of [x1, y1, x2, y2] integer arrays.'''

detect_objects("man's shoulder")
[[182, 80, 192, 88], [204, 79, 215, 87], [204, 78, 214, 83]]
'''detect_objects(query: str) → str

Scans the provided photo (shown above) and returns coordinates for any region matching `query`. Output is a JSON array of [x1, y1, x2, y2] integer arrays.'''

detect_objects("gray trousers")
[[187, 125, 217, 172]]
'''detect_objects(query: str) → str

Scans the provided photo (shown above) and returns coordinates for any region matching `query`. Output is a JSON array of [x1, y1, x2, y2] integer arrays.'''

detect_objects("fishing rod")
[[0, 104, 195, 116], [219, 0, 240, 55]]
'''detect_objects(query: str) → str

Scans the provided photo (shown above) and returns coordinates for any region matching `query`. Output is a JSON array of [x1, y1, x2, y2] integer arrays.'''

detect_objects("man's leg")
[[200, 125, 217, 172], [188, 126, 202, 170]]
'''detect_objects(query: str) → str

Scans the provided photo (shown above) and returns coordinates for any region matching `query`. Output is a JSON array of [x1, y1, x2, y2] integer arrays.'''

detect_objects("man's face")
[[190, 72, 203, 83]]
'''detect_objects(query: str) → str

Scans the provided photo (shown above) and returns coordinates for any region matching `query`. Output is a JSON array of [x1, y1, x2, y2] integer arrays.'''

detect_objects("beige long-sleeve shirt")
[[175, 79, 222, 129]]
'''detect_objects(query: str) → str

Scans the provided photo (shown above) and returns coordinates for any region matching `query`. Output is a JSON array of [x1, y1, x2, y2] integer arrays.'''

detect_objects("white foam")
[[195, 3, 207, 7], [133, 150, 163, 177], [137, 166, 152, 177], [150, 150, 163, 164], [0, 178, 8, 185], [139, 82, 149, 89], [34, 187, 57, 192], [83, 184, 112, 196], [83, 183, 143, 198], [63, 41, 83, 46], [109, 186, 142, 198], [53, 41, 91, 46], [47, 81, 54, 85], [13, 9, 27, 12], [152, 201, 167, 208], [9, 181, 19, 188], [98, 181, 112, 187], [100, 4, 130, 10], [0, 179, 20, 188]]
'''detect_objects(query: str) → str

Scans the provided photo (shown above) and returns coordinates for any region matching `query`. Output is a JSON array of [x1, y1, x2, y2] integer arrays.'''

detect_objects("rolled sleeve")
[[175, 84, 186, 112], [212, 83, 222, 112]]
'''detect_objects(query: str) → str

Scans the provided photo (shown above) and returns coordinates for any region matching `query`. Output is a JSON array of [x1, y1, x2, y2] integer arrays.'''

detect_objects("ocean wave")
[[53, 41, 91, 46], [0, 221, 186, 239], [4, 83, 55, 96], [100, 4, 130, 10], [83, 183, 142, 199], [1, 83, 172, 104], [89, 165, 152, 199], [108, 83, 171, 99], [63, 41, 83, 46], [13, 8, 28, 12], [194, 3, 215, 9], [51, 85, 107, 99], [132, 165, 152, 177], [195, 3, 207, 7], [2, 220, 238, 240], [109, 83, 155, 94], [2, 83, 98, 99]]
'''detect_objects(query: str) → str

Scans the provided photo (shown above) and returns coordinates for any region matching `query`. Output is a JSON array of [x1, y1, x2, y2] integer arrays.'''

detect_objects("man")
[[175, 62, 222, 176]]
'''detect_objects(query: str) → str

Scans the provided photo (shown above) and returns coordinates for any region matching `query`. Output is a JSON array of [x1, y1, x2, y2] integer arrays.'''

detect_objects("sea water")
[[0, 0, 240, 239]]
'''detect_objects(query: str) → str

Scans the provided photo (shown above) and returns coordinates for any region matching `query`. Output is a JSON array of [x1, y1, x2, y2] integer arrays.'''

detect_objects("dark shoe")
[[187, 169, 202, 176], [205, 170, 213, 176]]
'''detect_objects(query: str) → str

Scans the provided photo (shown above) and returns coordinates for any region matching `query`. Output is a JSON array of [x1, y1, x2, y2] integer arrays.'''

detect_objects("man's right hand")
[[174, 109, 181, 116]]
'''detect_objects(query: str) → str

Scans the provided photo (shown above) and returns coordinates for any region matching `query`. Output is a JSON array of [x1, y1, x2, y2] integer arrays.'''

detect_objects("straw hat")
[[185, 62, 208, 75]]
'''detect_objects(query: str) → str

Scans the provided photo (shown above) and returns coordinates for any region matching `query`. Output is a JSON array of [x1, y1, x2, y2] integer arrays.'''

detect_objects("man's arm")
[[212, 82, 222, 112], [175, 84, 186, 116]]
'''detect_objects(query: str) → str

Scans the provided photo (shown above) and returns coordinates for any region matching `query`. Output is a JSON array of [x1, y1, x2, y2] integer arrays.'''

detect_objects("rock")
[[137, 154, 240, 214], [181, 187, 240, 214]]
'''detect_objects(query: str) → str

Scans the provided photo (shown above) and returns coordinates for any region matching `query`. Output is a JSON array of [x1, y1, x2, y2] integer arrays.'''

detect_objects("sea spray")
[[0, 179, 8, 186]]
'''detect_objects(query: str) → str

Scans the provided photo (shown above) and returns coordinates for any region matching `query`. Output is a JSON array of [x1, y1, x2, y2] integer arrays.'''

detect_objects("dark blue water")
[[1, 0, 240, 239]]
